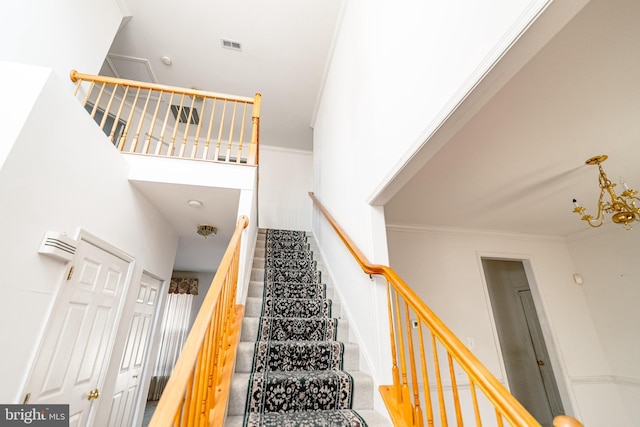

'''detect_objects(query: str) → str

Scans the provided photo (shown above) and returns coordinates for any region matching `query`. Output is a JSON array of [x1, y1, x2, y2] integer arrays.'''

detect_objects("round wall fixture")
[[187, 200, 203, 208], [161, 56, 172, 65]]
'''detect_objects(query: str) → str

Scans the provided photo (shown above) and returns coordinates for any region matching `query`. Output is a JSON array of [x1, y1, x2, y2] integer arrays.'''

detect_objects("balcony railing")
[[71, 70, 261, 165], [309, 192, 583, 427]]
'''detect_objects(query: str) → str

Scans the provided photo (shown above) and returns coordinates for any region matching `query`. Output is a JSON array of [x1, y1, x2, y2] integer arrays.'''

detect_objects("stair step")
[[225, 409, 389, 427], [224, 229, 390, 426], [234, 341, 360, 372], [245, 294, 343, 321], [226, 370, 374, 416], [240, 316, 350, 343], [247, 280, 335, 300]]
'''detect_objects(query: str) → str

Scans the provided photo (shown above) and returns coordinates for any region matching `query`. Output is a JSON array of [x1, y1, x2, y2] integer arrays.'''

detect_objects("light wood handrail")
[[309, 192, 582, 426], [70, 70, 260, 166], [553, 416, 583, 427], [71, 70, 255, 103], [149, 216, 248, 426]]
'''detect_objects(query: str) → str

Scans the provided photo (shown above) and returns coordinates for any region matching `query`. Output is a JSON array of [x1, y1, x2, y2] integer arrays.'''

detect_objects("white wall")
[[311, 0, 558, 412], [566, 227, 640, 426], [0, 62, 51, 170], [386, 226, 631, 426], [258, 145, 313, 231], [0, 0, 123, 87], [0, 65, 178, 405]]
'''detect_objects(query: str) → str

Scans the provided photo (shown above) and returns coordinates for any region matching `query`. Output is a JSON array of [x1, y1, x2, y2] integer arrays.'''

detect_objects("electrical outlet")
[[411, 320, 419, 329], [466, 337, 475, 349]]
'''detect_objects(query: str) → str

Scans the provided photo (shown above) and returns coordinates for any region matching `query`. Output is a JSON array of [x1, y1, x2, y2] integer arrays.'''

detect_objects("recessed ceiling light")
[[187, 200, 202, 208], [161, 56, 172, 65]]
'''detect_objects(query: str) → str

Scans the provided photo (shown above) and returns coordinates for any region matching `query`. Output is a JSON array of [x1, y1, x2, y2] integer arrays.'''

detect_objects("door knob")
[[87, 388, 100, 400], [537, 360, 545, 366]]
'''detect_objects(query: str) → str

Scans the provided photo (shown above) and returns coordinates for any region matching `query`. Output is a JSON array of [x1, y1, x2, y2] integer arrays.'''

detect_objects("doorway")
[[23, 235, 133, 427], [482, 259, 564, 426], [104, 272, 163, 426]]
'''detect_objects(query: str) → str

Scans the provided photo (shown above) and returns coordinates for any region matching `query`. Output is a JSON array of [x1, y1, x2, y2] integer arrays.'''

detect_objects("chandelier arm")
[[573, 155, 638, 229], [591, 187, 607, 220], [584, 216, 605, 227]]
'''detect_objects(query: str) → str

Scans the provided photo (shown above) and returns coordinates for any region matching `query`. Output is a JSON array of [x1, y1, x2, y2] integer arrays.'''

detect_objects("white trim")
[[310, 0, 348, 129], [115, 0, 131, 18], [386, 222, 565, 243], [259, 143, 313, 156], [367, 0, 588, 206], [106, 54, 158, 84], [570, 375, 640, 387], [477, 254, 578, 418]]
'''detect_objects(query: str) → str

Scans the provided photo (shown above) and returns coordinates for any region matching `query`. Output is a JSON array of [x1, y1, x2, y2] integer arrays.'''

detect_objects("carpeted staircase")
[[224, 229, 390, 426]]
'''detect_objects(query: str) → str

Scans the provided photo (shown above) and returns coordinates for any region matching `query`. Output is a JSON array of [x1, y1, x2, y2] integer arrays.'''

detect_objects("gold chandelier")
[[572, 155, 640, 230], [196, 224, 218, 238]]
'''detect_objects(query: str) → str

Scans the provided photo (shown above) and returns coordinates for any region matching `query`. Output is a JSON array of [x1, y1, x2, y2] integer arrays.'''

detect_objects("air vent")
[[38, 231, 78, 262], [171, 105, 200, 124], [221, 38, 242, 51]]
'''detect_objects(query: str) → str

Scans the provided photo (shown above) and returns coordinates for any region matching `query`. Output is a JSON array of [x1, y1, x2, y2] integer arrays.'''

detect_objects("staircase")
[[225, 230, 391, 427]]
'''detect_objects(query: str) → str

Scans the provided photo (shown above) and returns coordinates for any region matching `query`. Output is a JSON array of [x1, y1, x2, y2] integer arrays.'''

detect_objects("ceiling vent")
[[221, 39, 242, 51], [171, 105, 200, 124]]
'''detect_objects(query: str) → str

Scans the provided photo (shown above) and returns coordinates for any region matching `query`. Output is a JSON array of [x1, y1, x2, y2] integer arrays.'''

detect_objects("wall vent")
[[221, 39, 242, 51], [171, 105, 200, 124], [38, 231, 78, 262]]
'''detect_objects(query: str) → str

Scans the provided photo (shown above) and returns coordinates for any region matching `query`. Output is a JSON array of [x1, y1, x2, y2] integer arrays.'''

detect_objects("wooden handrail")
[[70, 70, 255, 103], [149, 216, 249, 426], [309, 192, 582, 426], [70, 70, 261, 166]]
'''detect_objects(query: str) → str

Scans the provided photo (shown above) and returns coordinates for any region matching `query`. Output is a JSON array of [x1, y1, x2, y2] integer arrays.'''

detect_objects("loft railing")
[[309, 192, 583, 427], [70, 70, 261, 165], [149, 216, 248, 427]]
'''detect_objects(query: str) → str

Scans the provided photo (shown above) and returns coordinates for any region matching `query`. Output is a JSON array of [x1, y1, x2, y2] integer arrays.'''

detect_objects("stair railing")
[[309, 192, 582, 427], [70, 70, 261, 165], [149, 216, 248, 427]]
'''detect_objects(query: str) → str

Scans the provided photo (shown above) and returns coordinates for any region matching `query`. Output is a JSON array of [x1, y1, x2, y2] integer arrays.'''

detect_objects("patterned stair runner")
[[244, 229, 367, 426]]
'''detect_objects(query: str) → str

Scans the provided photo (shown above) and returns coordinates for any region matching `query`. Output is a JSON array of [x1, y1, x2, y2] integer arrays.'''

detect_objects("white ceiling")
[[129, 180, 241, 272], [385, 0, 640, 238], [106, 0, 345, 151], [106, 0, 640, 275], [105, 0, 344, 272]]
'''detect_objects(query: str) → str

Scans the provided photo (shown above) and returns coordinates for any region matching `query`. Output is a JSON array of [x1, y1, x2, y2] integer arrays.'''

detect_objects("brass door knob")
[[87, 389, 100, 400], [537, 360, 545, 366]]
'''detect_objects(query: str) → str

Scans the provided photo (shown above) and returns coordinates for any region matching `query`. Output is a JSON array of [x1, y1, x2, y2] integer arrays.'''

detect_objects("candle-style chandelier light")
[[572, 155, 640, 230]]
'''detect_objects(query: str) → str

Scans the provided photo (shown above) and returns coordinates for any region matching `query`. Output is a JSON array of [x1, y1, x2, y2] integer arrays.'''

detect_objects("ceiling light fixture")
[[197, 224, 217, 238], [187, 200, 203, 208], [161, 56, 172, 65], [572, 155, 639, 230]]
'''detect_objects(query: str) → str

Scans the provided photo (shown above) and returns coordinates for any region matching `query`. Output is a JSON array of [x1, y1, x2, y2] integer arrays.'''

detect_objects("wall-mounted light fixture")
[[572, 155, 640, 230]]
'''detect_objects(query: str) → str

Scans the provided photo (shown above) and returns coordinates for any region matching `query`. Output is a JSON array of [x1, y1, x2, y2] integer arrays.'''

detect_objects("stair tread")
[[229, 229, 375, 423]]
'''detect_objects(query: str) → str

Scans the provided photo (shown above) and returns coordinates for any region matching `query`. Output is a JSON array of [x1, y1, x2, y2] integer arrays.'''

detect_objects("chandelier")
[[572, 155, 640, 230], [196, 224, 218, 238]]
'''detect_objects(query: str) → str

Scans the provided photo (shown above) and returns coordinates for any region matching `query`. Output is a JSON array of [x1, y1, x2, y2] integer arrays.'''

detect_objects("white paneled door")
[[106, 273, 162, 427], [24, 238, 131, 427]]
